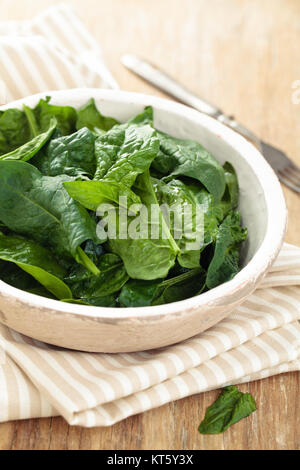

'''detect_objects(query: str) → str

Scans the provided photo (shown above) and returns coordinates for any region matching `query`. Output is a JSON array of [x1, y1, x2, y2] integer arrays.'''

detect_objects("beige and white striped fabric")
[[0, 243, 299, 426], [0, 3, 118, 105], [0, 4, 299, 427]]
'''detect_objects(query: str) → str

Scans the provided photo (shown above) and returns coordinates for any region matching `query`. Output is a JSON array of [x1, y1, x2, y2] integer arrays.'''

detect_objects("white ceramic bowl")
[[0, 89, 287, 352]]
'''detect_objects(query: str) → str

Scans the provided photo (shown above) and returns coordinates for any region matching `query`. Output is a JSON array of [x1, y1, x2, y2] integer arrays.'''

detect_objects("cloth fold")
[[0, 4, 299, 427], [0, 3, 118, 105]]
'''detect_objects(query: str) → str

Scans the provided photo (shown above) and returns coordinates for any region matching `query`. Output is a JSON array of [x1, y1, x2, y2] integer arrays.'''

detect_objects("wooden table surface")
[[0, 0, 299, 451]]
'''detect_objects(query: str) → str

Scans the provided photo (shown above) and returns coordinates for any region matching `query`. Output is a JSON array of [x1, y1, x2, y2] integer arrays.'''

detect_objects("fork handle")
[[216, 115, 261, 147], [122, 54, 261, 146]]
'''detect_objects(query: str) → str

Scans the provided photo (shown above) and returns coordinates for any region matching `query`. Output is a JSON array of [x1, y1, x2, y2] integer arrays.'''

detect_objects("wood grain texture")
[[0, 0, 299, 450]]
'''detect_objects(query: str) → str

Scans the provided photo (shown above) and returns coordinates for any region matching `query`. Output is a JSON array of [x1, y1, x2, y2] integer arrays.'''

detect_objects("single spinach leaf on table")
[[66, 253, 129, 299], [76, 98, 119, 134], [198, 386, 257, 434], [0, 161, 100, 274], [108, 170, 180, 280], [32, 127, 96, 178], [0, 235, 72, 299], [0, 118, 57, 162], [152, 132, 226, 201], [119, 267, 205, 307], [33, 97, 77, 135], [0, 108, 31, 156], [206, 211, 247, 289]]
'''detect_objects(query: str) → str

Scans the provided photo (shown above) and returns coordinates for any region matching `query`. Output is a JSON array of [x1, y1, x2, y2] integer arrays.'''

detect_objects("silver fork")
[[122, 54, 300, 193]]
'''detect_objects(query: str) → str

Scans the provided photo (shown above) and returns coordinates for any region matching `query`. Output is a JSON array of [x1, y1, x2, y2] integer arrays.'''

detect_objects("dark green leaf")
[[0, 118, 57, 162], [33, 97, 77, 135], [0, 260, 39, 291], [0, 108, 30, 156], [24, 105, 39, 137], [153, 178, 205, 269], [198, 386, 257, 434], [152, 132, 226, 201], [206, 211, 247, 289], [109, 170, 179, 280], [0, 235, 72, 299], [119, 268, 205, 307], [67, 253, 129, 299], [94, 123, 160, 185], [0, 161, 99, 273], [119, 279, 161, 307], [76, 98, 119, 133], [217, 162, 239, 217], [33, 127, 96, 177]]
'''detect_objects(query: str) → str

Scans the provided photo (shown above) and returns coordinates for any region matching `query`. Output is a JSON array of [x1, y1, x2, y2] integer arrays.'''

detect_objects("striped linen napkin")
[[0, 4, 299, 427]]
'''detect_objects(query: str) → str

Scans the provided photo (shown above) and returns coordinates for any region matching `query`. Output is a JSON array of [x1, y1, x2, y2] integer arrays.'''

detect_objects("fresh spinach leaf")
[[153, 178, 205, 269], [67, 253, 129, 299], [33, 97, 77, 135], [119, 279, 161, 307], [32, 127, 96, 177], [0, 260, 39, 291], [217, 162, 239, 217], [198, 386, 257, 434], [0, 98, 247, 307], [0, 234, 72, 299], [76, 98, 119, 133], [128, 106, 154, 126], [24, 105, 39, 138], [152, 132, 226, 201], [94, 123, 160, 184], [0, 118, 57, 162], [82, 240, 105, 264], [0, 108, 30, 156], [63, 241, 105, 286], [64, 179, 141, 211], [119, 267, 205, 307], [0, 161, 100, 274], [108, 170, 180, 280], [206, 211, 248, 289]]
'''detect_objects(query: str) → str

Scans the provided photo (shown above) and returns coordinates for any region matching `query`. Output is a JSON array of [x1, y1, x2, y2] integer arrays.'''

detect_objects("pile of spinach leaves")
[[0, 97, 247, 307]]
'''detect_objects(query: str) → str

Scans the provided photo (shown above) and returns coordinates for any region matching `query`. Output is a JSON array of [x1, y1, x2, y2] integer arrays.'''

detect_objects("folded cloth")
[[0, 244, 299, 426], [0, 3, 118, 105], [0, 4, 299, 427]]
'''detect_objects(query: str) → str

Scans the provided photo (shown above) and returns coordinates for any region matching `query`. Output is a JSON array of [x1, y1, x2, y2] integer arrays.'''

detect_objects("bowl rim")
[[0, 88, 287, 321]]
